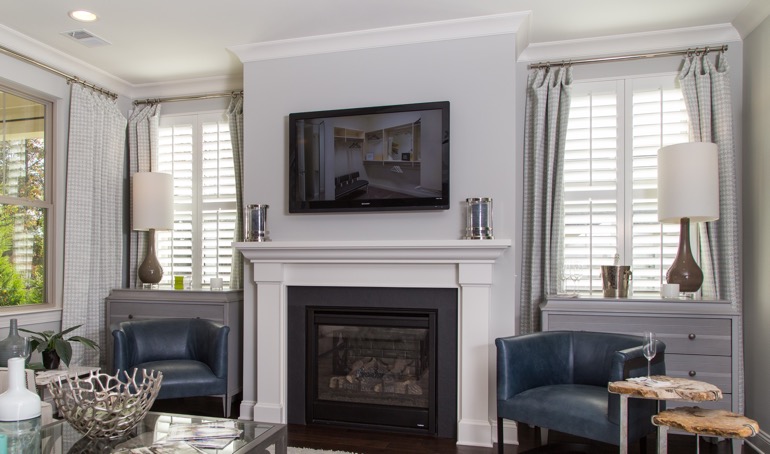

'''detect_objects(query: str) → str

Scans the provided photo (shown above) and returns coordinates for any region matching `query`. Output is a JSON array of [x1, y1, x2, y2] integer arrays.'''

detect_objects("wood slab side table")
[[653, 407, 758, 454], [608, 376, 722, 454]]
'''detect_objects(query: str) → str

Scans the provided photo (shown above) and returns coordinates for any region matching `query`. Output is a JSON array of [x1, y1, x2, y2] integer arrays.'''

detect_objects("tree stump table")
[[608, 376, 723, 454], [652, 407, 759, 454]]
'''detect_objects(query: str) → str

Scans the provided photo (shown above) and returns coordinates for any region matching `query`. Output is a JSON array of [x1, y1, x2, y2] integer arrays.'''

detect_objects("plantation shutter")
[[157, 113, 236, 289], [630, 79, 689, 295], [563, 75, 689, 297], [200, 121, 236, 286]]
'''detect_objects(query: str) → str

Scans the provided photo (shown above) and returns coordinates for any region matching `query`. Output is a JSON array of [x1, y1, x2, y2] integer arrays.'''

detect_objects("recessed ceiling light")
[[69, 10, 98, 22]]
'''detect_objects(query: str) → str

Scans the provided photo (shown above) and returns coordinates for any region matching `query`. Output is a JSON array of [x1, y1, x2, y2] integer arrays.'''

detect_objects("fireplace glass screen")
[[308, 309, 436, 432]]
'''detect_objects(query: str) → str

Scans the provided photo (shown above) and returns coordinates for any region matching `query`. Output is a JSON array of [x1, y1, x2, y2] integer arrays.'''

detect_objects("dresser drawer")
[[664, 353, 731, 392], [545, 314, 731, 356], [109, 301, 225, 324]]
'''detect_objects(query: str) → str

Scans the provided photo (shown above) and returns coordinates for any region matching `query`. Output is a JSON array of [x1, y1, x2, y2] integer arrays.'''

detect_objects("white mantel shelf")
[[235, 238, 511, 447], [234, 239, 511, 263]]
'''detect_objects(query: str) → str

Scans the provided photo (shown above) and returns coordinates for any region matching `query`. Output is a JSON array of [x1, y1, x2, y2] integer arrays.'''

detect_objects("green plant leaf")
[[68, 336, 99, 350], [54, 338, 73, 367], [57, 324, 83, 338]]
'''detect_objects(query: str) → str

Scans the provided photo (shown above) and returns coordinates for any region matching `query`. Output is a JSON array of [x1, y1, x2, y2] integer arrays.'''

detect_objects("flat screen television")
[[288, 101, 449, 213]]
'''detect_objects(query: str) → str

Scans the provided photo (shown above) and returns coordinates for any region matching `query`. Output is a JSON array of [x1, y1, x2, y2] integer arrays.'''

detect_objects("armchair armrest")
[[112, 329, 130, 374], [495, 332, 571, 402], [610, 340, 666, 382], [607, 341, 666, 425], [190, 319, 229, 379]]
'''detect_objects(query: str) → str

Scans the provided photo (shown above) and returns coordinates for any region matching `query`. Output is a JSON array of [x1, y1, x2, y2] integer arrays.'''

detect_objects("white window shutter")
[[564, 75, 688, 297], [157, 114, 236, 289]]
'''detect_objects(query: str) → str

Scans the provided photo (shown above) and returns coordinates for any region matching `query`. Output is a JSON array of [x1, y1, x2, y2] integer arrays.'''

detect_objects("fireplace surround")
[[235, 239, 510, 447]]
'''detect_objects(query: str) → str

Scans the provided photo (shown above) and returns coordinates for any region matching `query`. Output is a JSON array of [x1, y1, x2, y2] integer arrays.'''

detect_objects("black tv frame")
[[288, 101, 450, 213]]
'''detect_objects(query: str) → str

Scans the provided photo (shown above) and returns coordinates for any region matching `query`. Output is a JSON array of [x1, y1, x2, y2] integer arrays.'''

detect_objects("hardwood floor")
[[151, 397, 746, 453]]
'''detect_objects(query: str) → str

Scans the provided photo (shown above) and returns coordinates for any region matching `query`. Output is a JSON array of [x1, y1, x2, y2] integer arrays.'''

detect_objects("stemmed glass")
[[569, 265, 582, 295], [642, 332, 657, 380]]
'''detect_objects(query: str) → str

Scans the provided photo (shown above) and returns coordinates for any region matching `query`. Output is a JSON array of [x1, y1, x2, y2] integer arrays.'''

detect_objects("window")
[[157, 113, 236, 289], [0, 87, 51, 307], [563, 75, 689, 296]]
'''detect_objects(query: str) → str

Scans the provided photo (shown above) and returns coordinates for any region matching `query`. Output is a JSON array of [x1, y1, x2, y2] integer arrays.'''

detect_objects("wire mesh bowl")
[[48, 369, 163, 440]]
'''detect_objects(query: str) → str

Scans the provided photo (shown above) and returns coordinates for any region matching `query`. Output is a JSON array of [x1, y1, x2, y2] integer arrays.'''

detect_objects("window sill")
[[0, 307, 62, 326]]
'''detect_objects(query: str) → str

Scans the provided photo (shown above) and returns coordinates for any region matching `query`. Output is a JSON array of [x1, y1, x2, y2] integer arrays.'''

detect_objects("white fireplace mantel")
[[235, 239, 511, 447]]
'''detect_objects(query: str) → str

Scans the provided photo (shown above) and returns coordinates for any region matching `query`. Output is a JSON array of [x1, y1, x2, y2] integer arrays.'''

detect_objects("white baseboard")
[[491, 419, 519, 446]]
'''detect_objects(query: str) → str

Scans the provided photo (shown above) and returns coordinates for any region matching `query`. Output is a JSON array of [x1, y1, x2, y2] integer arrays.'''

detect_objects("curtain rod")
[[133, 91, 243, 106], [527, 44, 728, 70], [0, 44, 119, 99]]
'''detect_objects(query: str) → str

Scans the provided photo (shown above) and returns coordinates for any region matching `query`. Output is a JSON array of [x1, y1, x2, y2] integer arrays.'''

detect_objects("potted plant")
[[20, 324, 99, 369]]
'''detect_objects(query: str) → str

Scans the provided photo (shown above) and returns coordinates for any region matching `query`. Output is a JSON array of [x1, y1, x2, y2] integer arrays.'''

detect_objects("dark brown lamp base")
[[666, 217, 703, 293]]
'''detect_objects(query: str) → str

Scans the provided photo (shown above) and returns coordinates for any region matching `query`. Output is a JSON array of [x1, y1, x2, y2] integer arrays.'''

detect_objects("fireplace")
[[287, 286, 457, 437], [235, 239, 510, 447]]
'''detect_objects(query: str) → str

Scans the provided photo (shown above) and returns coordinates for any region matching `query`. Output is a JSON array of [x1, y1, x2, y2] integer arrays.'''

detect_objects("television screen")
[[288, 101, 449, 213]]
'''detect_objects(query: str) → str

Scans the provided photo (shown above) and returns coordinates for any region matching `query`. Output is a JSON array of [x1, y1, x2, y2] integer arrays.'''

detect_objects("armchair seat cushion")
[[134, 360, 226, 400], [501, 384, 652, 445]]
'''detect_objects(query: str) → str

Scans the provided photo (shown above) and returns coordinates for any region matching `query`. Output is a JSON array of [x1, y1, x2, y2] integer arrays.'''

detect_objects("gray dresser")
[[105, 288, 244, 405], [541, 297, 740, 413]]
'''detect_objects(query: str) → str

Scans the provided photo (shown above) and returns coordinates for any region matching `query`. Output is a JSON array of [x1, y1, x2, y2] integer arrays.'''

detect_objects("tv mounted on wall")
[[288, 101, 449, 213]]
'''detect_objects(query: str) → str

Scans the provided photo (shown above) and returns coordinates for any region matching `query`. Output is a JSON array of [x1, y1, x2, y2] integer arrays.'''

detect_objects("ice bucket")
[[601, 265, 632, 298]]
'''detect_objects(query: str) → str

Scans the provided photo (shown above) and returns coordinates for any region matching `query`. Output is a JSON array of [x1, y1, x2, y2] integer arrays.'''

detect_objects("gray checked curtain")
[[519, 65, 573, 334], [679, 50, 743, 412], [62, 84, 127, 367], [127, 103, 162, 289], [227, 93, 244, 290]]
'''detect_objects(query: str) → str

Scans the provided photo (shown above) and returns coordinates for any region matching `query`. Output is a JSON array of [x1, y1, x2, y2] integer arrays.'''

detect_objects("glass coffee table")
[[39, 411, 287, 453]]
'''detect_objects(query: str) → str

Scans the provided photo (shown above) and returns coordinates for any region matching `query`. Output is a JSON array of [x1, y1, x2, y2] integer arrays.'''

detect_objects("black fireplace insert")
[[287, 286, 457, 438]]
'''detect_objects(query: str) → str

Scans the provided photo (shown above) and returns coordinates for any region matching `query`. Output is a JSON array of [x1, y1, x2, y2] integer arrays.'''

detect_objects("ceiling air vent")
[[61, 29, 111, 48]]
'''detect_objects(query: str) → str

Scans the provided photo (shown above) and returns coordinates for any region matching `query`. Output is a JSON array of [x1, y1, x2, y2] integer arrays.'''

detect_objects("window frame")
[[0, 84, 55, 312]]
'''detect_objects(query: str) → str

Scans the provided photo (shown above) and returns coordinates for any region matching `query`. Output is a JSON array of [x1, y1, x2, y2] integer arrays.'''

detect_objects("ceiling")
[[0, 0, 765, 88]]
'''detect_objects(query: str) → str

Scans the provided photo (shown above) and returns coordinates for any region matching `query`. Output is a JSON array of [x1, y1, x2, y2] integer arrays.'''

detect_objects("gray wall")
[[240, 33, 519, 338], [743, 14, 770, 453]]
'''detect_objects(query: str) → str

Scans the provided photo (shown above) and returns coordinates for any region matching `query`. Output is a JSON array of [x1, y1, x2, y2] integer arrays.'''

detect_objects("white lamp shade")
[[657, 142, 720, 223], [132, 172, 174, 231]]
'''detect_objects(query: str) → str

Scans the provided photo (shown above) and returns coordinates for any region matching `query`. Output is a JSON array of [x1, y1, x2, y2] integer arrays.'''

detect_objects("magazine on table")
[[115, 441, 206, 454], [158, 420, 243, 449]]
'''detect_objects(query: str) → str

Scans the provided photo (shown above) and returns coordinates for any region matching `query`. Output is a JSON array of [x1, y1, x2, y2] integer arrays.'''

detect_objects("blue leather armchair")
[[496, 331, 665, 453], [112, 318, 231, 416]]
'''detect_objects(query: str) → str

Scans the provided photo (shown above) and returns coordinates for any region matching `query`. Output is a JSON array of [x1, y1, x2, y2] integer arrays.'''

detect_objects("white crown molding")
[[0, 24, 133, 98], [229, 12, 529, 63], [519, 23, 742, 64], [732, 0, 770, 39]]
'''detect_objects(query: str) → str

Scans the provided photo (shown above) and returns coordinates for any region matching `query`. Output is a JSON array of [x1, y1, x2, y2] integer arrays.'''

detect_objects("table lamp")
[[132, 172, 174, 285], [657, 142, 719, 293]]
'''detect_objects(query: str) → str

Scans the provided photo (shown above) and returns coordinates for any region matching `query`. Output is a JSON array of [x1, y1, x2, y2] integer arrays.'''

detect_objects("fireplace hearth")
[[287, 286, 457, 438]]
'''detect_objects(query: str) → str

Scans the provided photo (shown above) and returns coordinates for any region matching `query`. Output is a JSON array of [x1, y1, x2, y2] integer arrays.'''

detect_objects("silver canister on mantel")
[[245, 204, 270, 242], [464, 197, 493, 240]]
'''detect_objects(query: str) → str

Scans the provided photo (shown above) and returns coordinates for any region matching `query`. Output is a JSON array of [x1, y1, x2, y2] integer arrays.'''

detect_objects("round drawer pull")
[[128, 314, 134, 319], [688, 333, 696, 340], [689, 370, 697, 377]]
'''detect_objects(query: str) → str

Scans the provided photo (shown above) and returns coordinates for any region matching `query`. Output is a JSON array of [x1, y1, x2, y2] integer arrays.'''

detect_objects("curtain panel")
[[62, 84, 127, 366], [679, 51, 743, 413], [127, 104, 161, 289], [519, 66, 573, 334], [227, 95, 244, 290]]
